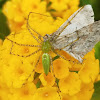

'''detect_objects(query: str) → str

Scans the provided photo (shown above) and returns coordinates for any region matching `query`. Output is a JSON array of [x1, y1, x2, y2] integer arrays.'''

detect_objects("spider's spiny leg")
[[49, 54, 61, 100], [6, 37, 41, 47]]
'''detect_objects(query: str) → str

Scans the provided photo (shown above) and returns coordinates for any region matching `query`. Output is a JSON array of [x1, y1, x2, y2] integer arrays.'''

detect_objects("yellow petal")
[[79, 50, 99, 84], [53, 58, 70, 79], [59, 72, 81, 95], [33, 87, 60, 100], [39, 72, 55, 86]]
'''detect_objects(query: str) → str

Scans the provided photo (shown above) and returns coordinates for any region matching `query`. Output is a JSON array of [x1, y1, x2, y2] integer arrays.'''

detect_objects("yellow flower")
[[35, 56, 44, 73], [0, 0, 100, 100], [2, 0, 47, 32], [96, 74, 100, 81], [2, 0, 79, 32], [59, 72, 81, 95], [61, 94, 77, 100], [56, 50, 82, 71], [79, 50, 99, 84], [3, 0, 24, 31], [33, 87, 60, 100], [76, 82, 94, 100], [28, 12, 64, 36], [21, 0, 47, 15], [39, 72, 55, 86], [48, 0, 79, 19], [53, 58, 70, 79], [50, 0, 68, 12], [0, 75, 11, 100], [0, 88, 10, 100], [9, 82, 37, 100], [1, 56, 35, 88], [61, 82, 94, 100], [0, 30, 42, 88]]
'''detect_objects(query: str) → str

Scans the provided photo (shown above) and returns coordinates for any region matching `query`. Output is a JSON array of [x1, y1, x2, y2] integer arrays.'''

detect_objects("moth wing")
[[51, 5, 94, 38], [54, 20, 100, 63]]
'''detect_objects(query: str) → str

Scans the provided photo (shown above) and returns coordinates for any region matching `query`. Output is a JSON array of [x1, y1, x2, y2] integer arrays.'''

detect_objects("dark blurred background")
[[80, 0, 100, 21]]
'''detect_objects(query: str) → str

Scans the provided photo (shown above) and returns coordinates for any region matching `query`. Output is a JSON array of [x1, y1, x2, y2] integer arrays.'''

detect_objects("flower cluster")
[[2, 0, 79, 32], [0, 0, 99, 100]]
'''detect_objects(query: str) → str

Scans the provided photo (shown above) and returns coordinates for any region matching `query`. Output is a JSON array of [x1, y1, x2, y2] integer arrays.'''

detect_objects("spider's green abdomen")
[[42, 53, 50, 75], [42, 40, 51, 53]]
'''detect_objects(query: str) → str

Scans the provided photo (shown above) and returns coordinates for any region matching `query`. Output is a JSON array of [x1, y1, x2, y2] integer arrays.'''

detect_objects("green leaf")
[[70, 71, 78, 73], [0, 12, 10, 40], [0, 0, 8, 8], [49, 9, 56, 12], [52, 55, 60, 61], [80, 0, 91, 6], [91, 0, 100, 20], [36, 80, 41, 88], [95, 42, 100, 65], [91, 81, 100, 100], [80, 0, 100, 20], [34, 73, 40, 79], [47, 1, 52, 8]]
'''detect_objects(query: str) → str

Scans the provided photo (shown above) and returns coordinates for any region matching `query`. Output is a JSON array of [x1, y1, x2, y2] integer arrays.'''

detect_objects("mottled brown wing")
[[53, 20, 100, 63]]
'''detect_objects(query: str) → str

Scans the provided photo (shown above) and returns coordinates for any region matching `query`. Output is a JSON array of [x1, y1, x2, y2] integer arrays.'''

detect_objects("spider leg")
[[6, 37, 41, 47], [27, 12, 51, 43], [49, 54, 61, 100], [10, 42, 41, 57], [22, 52, 42, 86], [52, 49, 81, 64], [27, 23, 42, 44]]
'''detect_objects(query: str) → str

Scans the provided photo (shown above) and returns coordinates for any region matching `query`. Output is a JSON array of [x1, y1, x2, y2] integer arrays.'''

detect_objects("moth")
[[6, 5, 100, 75]]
